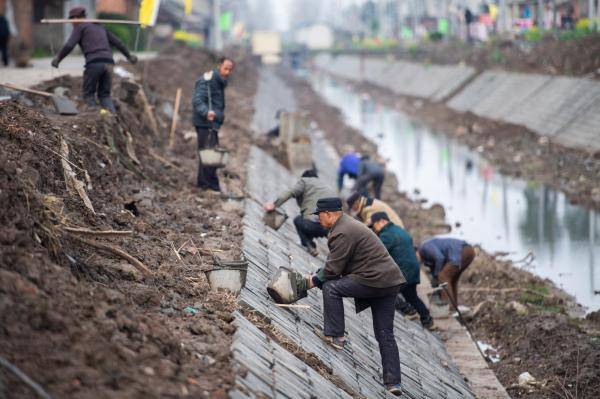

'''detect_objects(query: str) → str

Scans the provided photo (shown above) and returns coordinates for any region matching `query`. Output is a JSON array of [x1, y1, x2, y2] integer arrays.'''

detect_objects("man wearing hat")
[[264, 169, 335, 256], [308, 197, 405, 396], [347, 192, 404, 228], [370, 212, 435, 330], [52, 6, 138, 112]]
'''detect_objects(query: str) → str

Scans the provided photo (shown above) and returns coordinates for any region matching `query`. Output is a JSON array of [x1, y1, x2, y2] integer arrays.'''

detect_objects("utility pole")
[[212, 0, 222, 51], [498, 0, 507, 33], [537, 0, 544, 29]]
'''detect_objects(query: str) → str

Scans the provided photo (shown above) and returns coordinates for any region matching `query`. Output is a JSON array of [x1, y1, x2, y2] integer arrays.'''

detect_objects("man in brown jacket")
[[346, 192, 404, 228], [308, 197, 405, 396]]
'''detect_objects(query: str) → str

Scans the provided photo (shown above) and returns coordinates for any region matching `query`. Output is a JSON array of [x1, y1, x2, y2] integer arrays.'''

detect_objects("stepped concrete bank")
[[313, 54, 600, 152], [231, 146, 475, 398]]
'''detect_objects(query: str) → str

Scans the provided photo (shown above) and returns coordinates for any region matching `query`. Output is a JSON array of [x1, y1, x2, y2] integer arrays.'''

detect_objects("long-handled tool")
[[0, 83, 78, 115], [436, 282, 490, 361]]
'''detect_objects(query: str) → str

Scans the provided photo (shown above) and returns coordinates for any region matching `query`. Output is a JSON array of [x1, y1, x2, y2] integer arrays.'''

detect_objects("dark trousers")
[[322, 277, 401, 386], [399, 283, 431, 324], [293, 215, 328, 249], [196, 126, 220, 190], [0, 35, 8, 66], [83, 63, 115, 112], [354, 172, 384, 199]]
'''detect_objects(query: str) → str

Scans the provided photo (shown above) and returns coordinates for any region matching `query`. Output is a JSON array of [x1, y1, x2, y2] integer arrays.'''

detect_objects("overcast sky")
[[250, 0, 367, 31]]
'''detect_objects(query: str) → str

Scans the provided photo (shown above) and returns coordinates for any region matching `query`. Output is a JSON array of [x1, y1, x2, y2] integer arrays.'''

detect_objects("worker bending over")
[[52, 6, 138, 112], [370, 212, 435, 330], [417, 237, 476, 307], [264, 169, 336, 257]]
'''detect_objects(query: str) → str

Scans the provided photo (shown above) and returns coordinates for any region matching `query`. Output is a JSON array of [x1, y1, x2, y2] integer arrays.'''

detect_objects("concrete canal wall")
[[313, 54, 600, 152]]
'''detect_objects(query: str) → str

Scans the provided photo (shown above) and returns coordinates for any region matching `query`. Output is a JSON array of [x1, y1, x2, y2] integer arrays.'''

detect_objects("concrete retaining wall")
[[313, 54, 476, 101], [313, 54, 600, 152]]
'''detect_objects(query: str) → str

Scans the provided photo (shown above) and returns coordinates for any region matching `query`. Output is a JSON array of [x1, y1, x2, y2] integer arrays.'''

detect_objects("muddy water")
[[308, 73, 600, 311]]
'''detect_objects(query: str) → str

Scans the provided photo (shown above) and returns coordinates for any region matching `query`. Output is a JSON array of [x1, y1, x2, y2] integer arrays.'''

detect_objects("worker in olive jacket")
[[308, 197, 405, 396]]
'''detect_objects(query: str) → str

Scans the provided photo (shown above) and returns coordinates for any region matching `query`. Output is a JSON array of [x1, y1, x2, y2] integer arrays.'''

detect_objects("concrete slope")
[[233, 146, 475, 399]]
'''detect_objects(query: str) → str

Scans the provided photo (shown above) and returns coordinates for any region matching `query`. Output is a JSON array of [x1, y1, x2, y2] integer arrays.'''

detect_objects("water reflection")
[[309, 73, 600, 311]]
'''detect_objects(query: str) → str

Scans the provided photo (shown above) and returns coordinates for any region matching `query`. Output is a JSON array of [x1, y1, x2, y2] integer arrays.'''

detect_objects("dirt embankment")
[[397, 33, 600, 78], [282, 68, 600, 399], [0, 45, 256, 398]]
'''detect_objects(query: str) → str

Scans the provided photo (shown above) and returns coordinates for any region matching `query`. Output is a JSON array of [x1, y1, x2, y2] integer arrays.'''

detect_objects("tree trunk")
[[11, 0, 33, 67]]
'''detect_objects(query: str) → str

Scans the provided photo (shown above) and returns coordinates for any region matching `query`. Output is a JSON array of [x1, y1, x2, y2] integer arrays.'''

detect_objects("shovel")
[[0, 83, 78, 115]]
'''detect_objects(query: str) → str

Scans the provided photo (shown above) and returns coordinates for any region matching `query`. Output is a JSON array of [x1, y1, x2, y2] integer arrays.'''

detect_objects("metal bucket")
[[264, 209, 288, 230], [199, 147, 230, 168], [205, 258, 248, 295], [267, 266, 308, 304]]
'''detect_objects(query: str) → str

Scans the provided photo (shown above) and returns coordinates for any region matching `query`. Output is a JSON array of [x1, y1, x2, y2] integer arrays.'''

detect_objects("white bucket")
[[199, 147, 230, 168], [205, 259, 248, 295]]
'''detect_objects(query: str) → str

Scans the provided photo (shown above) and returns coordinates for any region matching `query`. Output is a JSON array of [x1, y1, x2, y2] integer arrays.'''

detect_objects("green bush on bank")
[[98, 12, 148, 51]]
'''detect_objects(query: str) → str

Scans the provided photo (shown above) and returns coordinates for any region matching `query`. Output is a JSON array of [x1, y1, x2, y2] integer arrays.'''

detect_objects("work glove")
[[128, 54, 138, 64], [51, 58, 59, 68]]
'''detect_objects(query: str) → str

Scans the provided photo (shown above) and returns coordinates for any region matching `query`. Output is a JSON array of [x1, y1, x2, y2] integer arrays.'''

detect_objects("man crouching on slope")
[[307, 197, 406, 396]]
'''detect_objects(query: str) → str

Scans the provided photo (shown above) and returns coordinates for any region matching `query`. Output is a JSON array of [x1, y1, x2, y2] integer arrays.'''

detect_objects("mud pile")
[[283, 69, 600, 399], [0, 45, 256, 398]]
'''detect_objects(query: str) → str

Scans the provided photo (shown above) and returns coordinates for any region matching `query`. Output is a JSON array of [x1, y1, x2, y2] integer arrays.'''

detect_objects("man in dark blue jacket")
[[337, 148, 360, 191], [417, 237, 475, 307], [52, 7, 138, 112], [192, 56, 235, 191], [371, 212, 435, 330]]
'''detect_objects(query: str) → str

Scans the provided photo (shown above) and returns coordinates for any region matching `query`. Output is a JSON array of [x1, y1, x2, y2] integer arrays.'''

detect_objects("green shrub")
[[98, 12, 148, 51], [429, 31, 443, 42], [524, 27, 541, 41]]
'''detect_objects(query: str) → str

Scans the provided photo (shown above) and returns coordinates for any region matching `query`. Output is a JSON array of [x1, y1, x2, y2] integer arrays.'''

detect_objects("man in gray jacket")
[[264, 169, 336, 256], [192, 56, 235, 191], [354, 154, 385, 199], [308, 197, 405, 396]]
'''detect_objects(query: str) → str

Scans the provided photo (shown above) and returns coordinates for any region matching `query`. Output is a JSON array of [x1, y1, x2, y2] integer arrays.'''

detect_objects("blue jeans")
[[322, 277, 401, 386]]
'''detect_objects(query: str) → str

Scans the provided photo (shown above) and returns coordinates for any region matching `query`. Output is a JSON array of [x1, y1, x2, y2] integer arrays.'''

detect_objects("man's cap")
[[346, 191, 362, 208], [68, 6, 86, 18], [369, 211, 390, 227], [311, 197, 343, 214]]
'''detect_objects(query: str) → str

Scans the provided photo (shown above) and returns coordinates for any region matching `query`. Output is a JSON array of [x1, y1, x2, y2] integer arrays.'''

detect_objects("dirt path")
[[0, 45, 255, 398], [280, 68, 600, 399]]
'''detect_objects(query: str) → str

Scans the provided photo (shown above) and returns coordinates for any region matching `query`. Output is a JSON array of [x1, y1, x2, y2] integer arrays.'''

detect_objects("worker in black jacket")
[[51, 7, 138, 112], [192, 56, 235, 191]]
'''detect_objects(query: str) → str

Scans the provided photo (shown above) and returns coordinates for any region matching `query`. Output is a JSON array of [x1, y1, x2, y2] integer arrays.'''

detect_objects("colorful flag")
[[139, 0, 161, 27], [184, 0, 192, 16]]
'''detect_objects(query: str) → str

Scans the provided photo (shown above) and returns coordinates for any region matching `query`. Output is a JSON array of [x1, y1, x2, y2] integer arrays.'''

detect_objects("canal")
[[307, 72, 600, 312]]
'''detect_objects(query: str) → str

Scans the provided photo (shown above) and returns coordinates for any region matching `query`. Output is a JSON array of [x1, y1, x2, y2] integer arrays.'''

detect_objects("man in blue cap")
[[370, 212, 435, 330], [308, 197, 405, 396]]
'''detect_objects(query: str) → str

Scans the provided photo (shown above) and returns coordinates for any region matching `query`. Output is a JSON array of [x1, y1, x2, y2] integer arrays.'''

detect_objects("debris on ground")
[[0, 44, 256, 398]]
